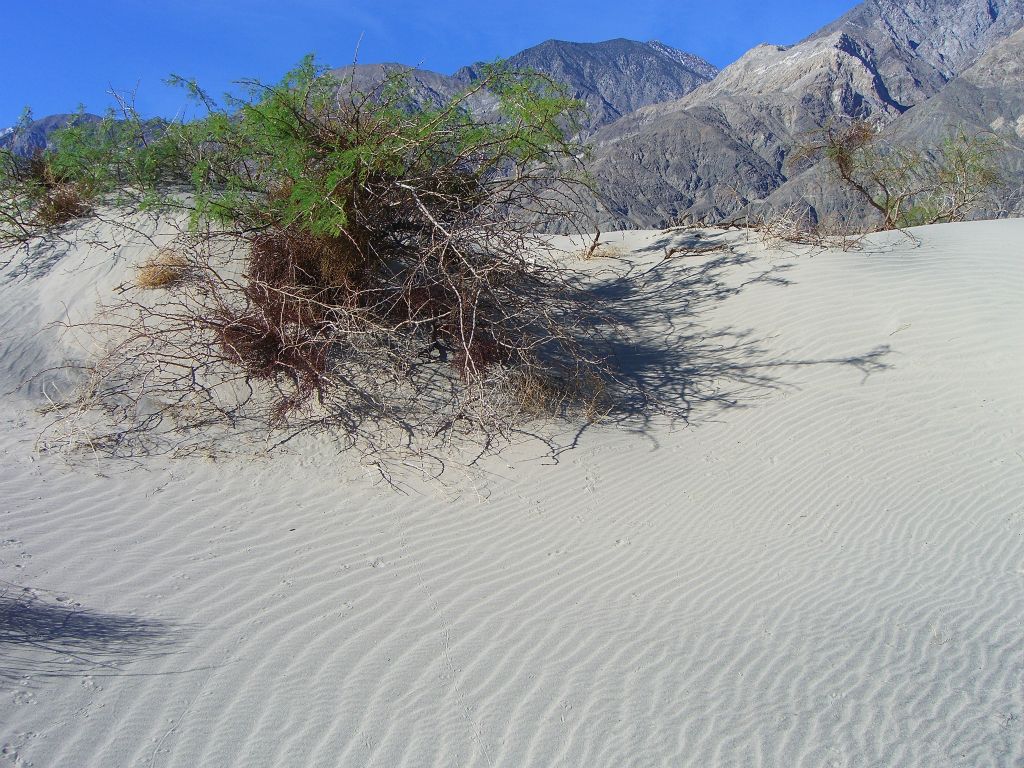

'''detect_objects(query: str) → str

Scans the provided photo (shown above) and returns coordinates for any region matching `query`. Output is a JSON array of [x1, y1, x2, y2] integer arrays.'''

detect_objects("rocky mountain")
[[0, 113, 101, 156], [588, 0, 1024, 227], [327, 39, 716, 135], [328, 62, 500, 117], [884, 23, 1024, 145], [767, 23, 1024, 220], [881, 21, 1024, 213], [809, 0, 1024, 82], [456, 38, 718, 131], [646, 40, 719, 80], [9, 4, 1024, 230]]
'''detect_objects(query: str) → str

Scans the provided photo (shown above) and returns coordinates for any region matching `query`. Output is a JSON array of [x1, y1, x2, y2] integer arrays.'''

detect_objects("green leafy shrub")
[[43, 56, 614, 461], [0, 110, 96, 240], [0, 107, 184, 241]]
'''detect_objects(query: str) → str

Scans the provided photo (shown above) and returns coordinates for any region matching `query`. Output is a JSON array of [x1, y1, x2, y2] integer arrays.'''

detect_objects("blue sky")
[[1, 0, 860, 127]]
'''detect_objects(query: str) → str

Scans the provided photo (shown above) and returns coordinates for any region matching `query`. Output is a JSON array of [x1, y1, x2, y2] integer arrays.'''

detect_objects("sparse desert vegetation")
[[3, 5, 1024, 766], [792, 119, 1006, 230], [10, 57, 628, 461]]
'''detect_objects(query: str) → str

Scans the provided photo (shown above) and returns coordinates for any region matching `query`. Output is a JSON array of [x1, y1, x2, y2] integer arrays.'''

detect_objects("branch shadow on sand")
[[524, 237, 892, 456], [27, 228, 893, 480], [0, 583, 177, 685]]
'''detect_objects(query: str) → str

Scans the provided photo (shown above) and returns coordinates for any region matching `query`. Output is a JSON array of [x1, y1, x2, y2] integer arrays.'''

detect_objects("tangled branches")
[[0, 145, 91, 242], [40, 57, 616, 463]]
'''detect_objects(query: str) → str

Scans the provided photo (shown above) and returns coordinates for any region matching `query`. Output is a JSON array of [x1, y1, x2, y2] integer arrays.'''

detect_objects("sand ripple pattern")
[[1, 221, 1022, 766]]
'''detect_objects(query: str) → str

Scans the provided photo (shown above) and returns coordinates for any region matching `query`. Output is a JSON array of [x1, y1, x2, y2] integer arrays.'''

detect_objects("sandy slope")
[[0, 220, 1022, 767]]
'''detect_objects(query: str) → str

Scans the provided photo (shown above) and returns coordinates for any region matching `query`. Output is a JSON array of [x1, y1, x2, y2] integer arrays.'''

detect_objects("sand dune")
[[1, 220, 1022, 766]]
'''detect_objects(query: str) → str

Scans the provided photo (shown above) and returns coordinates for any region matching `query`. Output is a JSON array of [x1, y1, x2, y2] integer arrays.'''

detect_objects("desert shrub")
[[0, 102, 196, 246], [793, 120, 1005, 230], [740, 204, 869, 251], [0, 130, 93, 240], [33, 180, 90, 227], [0, 109, 178, 242], [45, 56, 617, 462], [575, 227, 623, 260]]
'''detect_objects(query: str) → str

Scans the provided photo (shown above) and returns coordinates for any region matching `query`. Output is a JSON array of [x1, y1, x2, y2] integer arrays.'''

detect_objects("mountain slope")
[[0, 113, 101, 156], [809, 0, 1024, 81], [765, 23, 1024, 222], [329, 62, 498, 114], [886, 23, 1024, 143], [588, 0, 1024, 227], [456, 39, 717, 132], [337, 39, 719, 135]]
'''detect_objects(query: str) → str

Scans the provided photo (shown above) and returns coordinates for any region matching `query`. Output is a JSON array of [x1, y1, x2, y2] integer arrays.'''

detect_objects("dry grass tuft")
[[136, 250, 190, 290], [576, 228, 624, 261], [577, 243, 623, 261], [511, 369, 610, 421], [34, 183, 91, 228]]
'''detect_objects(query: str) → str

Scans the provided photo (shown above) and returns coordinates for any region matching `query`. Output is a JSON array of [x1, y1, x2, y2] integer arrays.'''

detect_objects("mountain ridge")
[[7, 5, 1024, 229], [454, 38, 717, 131]]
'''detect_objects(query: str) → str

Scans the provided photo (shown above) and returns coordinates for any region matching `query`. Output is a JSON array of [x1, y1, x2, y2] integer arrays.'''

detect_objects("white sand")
[[1, 220, 1022, 766]]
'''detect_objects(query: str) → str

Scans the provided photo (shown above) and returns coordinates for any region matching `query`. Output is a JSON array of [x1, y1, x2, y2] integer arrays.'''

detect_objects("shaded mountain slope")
[[588, 0, 1024, 227], [456, 38, 717, 132]]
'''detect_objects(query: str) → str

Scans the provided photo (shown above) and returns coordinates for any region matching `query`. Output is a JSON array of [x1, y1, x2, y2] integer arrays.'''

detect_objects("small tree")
[[793, 120, 1005, 230], [36, 56, 616, 462]]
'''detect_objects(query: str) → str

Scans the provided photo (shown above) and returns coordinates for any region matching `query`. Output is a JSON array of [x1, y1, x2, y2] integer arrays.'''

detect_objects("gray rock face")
[[646, 40, 720, 80], [456, 39, 718, 132], [765, 23, 1024, 223], [588, 0, 1024, 227], [887, 25, 1024, 141], [587, 104, 786, 227], [324, 40, 717, 137], [329, 63, 498, 114], [810, 0, 1024, 80]]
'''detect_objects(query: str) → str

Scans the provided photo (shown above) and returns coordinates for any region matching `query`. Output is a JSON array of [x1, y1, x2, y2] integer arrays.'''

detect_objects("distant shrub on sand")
[[0, 118, 92, 238], [0, 108, 178, 241], [793, 120, 1005, 230]]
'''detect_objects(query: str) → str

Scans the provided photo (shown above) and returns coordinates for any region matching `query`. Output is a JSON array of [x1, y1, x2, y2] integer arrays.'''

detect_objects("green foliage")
[[0, 111, 99, 240], [0, 107, 190, 241], [1, 54, 585, 247], [7, 55, 607, 462], [144, 54, 586, 242]]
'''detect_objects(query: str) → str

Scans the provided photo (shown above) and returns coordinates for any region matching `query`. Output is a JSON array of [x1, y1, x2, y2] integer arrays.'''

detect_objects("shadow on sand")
[[24, 228, 893, 477], [0, 583, 175, 684], [528, 235, 892, 456]]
